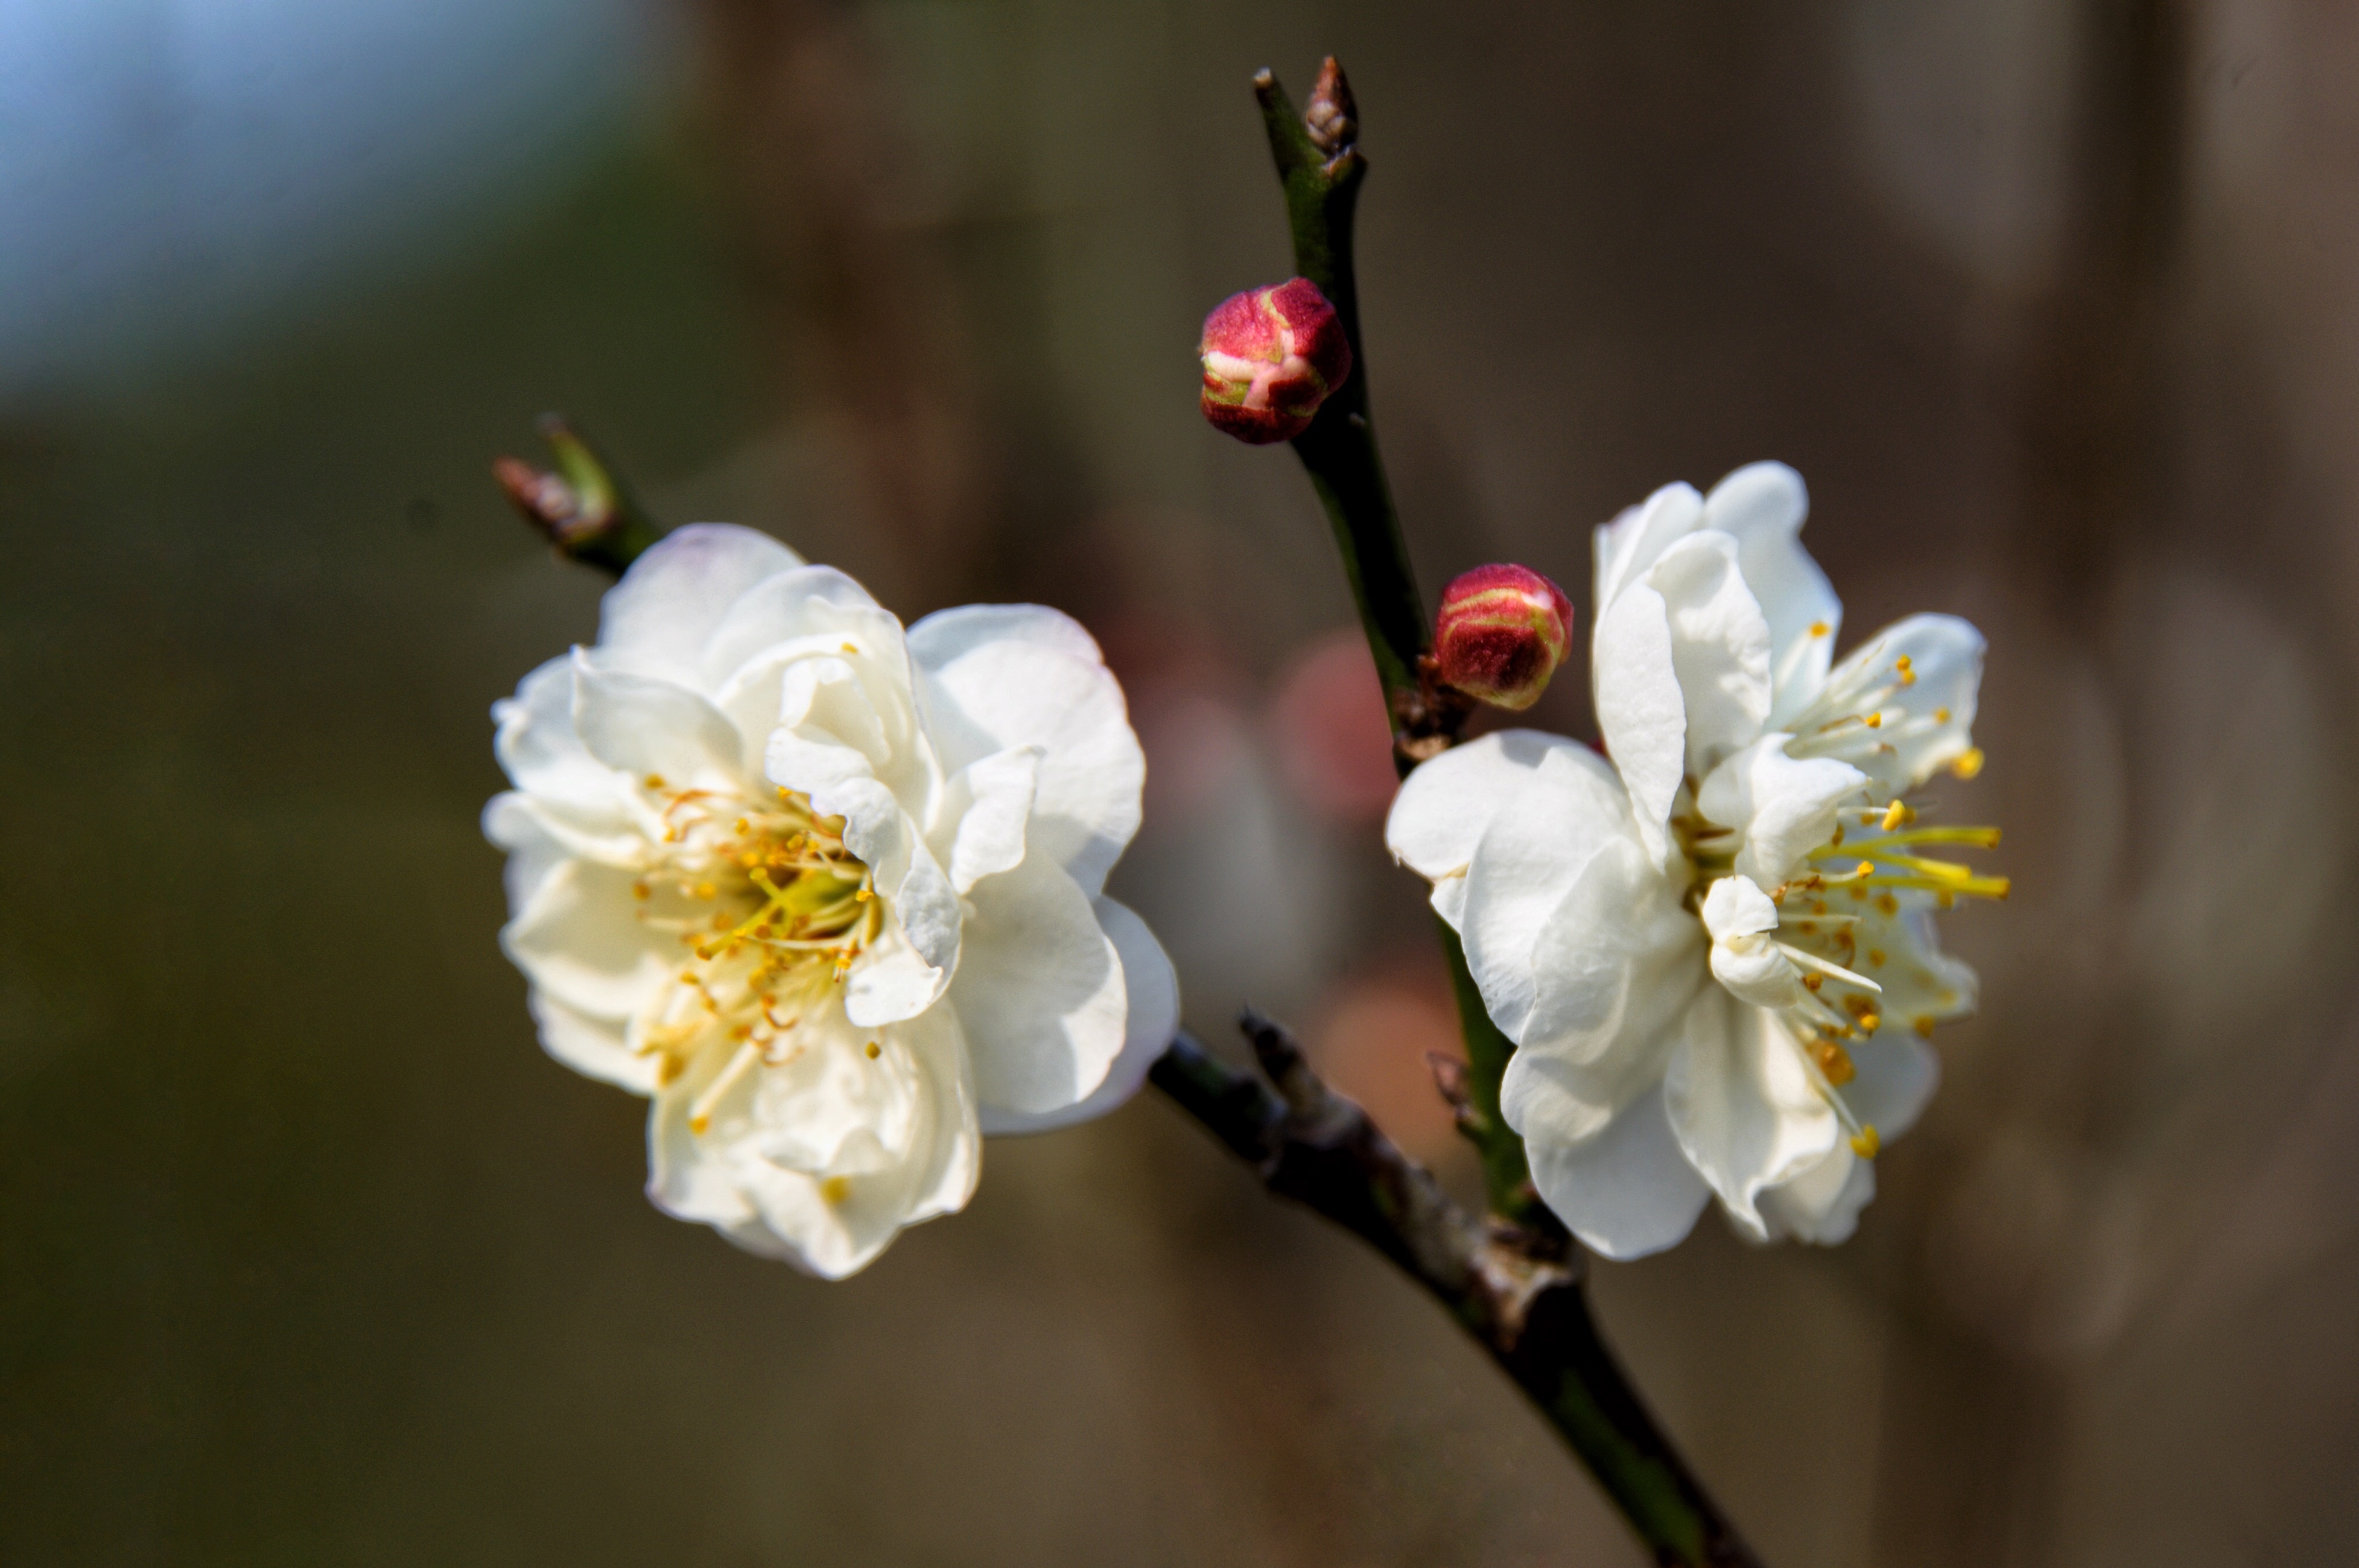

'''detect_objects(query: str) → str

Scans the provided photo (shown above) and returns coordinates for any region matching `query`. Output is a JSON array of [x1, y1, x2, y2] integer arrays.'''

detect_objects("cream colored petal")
[[595, 523, 804, 684], [952, 856, 1126, 1118], [1663, 991, 1840, 1241], [1525, 1083, 1711, 1260]]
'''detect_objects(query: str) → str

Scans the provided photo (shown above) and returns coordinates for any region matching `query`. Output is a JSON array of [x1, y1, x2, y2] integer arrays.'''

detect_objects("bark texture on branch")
[[1152, 1016, 1764, 1568]]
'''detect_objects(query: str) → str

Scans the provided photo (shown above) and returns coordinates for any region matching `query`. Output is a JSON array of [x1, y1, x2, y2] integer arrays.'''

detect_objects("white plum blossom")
[[1387, 463, 2002, 1258], [486, 524, 1178, 1277]]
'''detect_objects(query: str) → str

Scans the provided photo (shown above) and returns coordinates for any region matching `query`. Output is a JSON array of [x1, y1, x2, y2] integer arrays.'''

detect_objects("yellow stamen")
[[1895, 655, 1915, 687], [1881, 800, 1909, 831], [1950, 747, 1985, 780], [1812, 1038, 1856, 1085], [864, 1040, 881, 1061], [820, 1175, 851, 1204], [1849, 1126, 1881, 1159], [644, 774, 666, 789], [1809, 621, 1830, 637]]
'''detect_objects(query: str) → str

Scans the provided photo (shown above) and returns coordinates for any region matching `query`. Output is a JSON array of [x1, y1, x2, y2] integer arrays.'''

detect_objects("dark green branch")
[[1151, 1018, 1761, 1568], [1253, 62, 1458, 760]]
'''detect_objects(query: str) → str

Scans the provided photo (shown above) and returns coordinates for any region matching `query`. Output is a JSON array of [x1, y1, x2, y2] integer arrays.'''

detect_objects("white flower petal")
[[492, 655, 630, 815], [1594, 532, 1772, 862], [595, 523, 804, 683], [1590, 579, 1687, 867], [1663, 989, 1840, 1240], [1700, 878, 1809, 1010], [1844, 1029, 1940, 1139], [951, 856, 1127, 1118], [696, 565, 885, 689], [569, 653, 742, 783], [1795, 613, 1984, 794], [1696, 734, 1868, 886], [528, 991, 660, 1095], [501, 857, 674, 1024], [775, 654, 893, 774], [1700, 462, 1843, 724], [1757, 1143, 1874, 1245], [1525, 1083, 1711, 1260], [1517, 820, 1702, 1065], [1592, 481, 1706, 614], [1384, 729, 1589, 894], [647, 1003, 978, 1279], [1650, 532, 1775, 774], [978, 897, 1176, 1135], [1459, 742, 1678, 1050], [941, 746, 1041, 894], [1855, 903, 1979, 1035], [907, 604, 1144, 897]]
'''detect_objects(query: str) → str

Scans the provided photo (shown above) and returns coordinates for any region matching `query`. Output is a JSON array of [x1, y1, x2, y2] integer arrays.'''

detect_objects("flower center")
[[1680, 780, 2008, 1159], [627, 776, 881, 1114]]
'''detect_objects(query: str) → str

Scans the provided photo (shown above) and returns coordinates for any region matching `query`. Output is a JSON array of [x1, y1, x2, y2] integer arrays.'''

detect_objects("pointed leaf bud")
[[1199, 278, 1353, 445], [1305, 57, 1358, 158], [1433, 565, 1574, 711]]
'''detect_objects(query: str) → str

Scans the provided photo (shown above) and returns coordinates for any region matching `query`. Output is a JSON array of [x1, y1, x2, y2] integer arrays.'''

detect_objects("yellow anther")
[[1857, 1012, 1881, 1034], [1895, 654, 1915, 686], [1950, 747, 1985, 780], [1875, 892, 1899, 916], [1849, 1126, 1881, 1159], [1811, 1038, 1856, 1086], [730, 1023, 754, 1042], [854, 888, 873, 903], [632, 882, 651, 900], [1855, 861, 1876, 878], [864, 1041, 881, 1060], [1912, 1015, 1936, 1037], [688, 1114, 710, 1135], [1809, 621, 1830, 637], [1803, 973, 1825, 992], [820, 1176, 852, 1204], [644, 774, 666, 789], [1864, 711, 1883, 729], [1881, 800, 1909, 831], [1934, 707, 1952, 723], [735, 818, 749, 835], [694, 882, 717, 900], [1867, 948, 1886, 967], [839, 642, 858, 654]]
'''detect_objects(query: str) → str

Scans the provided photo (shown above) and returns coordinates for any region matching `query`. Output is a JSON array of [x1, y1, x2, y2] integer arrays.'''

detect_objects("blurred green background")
[[6, 1, 2358, 1564]]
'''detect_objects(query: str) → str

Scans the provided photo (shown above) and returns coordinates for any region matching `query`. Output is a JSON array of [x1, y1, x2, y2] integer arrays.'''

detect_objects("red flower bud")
[[1199, 278, 1353, 445], [1433, 565, 1575, 711]]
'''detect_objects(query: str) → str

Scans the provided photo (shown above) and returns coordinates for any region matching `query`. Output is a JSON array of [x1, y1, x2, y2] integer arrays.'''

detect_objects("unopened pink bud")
[[1433, 565, 1574, 711], [1199, 278, 1353, 445]]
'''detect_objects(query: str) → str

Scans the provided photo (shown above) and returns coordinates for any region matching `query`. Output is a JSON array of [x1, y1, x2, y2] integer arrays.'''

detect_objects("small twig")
[[493, 415, 665, 577], [1150, 1018, 1762, 1568]]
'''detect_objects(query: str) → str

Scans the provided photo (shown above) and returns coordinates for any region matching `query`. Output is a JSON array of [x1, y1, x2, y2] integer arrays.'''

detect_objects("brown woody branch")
[[1151, 1015, 1763, 1568]]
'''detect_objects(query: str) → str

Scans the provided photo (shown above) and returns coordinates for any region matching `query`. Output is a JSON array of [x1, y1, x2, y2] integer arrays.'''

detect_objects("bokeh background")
[[5, 1, 2356, 1563]]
